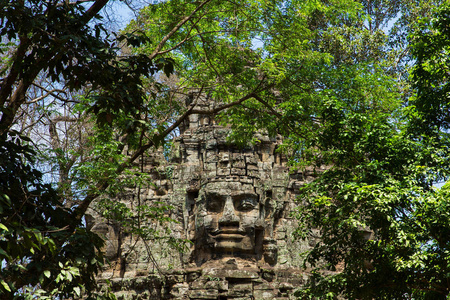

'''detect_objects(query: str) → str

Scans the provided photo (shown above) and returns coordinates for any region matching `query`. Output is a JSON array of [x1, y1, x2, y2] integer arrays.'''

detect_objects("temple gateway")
[[88, 102, 323, 299]]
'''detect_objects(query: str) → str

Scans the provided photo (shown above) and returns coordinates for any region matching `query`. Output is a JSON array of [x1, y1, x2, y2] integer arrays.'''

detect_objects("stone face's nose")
[[219, 197, 239, 226]]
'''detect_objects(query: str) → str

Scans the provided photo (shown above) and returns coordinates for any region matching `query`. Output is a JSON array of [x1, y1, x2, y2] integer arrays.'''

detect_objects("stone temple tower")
[[88, 98, 320, 299]]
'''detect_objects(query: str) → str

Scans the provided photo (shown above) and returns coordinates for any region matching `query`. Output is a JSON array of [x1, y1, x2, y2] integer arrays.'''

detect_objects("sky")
[[102, 1, 143, 31]]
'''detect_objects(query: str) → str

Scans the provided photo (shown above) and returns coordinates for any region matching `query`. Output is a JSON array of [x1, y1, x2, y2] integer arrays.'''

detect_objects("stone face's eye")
[[206, 195, 224, 213], [239, 201, 255, 210], [234, 195, 257, 211]]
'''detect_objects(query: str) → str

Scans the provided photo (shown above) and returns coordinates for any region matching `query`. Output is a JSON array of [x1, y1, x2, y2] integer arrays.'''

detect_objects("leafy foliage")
[[0, 132, 114, 299], [409, 3, 450, 139], [292, 3, 450, 299], [0, 0, 176, 298]]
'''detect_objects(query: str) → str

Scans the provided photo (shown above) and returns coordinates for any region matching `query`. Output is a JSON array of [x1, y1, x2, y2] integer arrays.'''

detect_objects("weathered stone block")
[[245, 156, 257, 165], [254, 289, 277, 300], [166, 274, 185, 285], [204, 280, 222, 290], [205, 151, 218, 162], [218, 280, 228, 291], [189, 281, 207, 290], [170, 283, 189, 298], [208, 269, 259, 279], [229, 282, 253, 291], [217, 167, 230, 176], [246, 162, 258, 169], [247, 169, 260, 178], [253, 282, 276, 290], [227, 282, 252, 297], [188, 289, 218, 299], [231, 168, 246, 176], [204, 162, 217, 171]]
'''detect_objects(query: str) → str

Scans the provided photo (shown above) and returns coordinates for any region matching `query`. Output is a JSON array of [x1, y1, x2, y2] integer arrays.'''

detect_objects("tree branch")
[[0, 35, 30, 108], [191, 92, 257, 115], [148, 0, 212, 60], [55, 0, 95, 7], [27, 85, 67, 104], [81, 0, 109, 24], [51, 116, 79, 122]]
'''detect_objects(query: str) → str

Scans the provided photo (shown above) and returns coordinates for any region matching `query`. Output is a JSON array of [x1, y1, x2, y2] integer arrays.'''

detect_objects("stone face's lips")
[[209, 229, 246, 239], [213, 233, 245, 240]]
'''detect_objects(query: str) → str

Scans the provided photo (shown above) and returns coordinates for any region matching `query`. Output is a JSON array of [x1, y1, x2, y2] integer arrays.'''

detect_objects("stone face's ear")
[[91, 222, 120, 261], [85, 213, 95, 230], [263, 190, 274, 218], [263, 238, 278, 266]]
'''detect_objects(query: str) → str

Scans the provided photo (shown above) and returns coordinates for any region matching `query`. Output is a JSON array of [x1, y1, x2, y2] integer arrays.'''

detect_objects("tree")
[[0, 0, 166, 298], [0, 132, 108, 299], [292, 3, 450, 299]]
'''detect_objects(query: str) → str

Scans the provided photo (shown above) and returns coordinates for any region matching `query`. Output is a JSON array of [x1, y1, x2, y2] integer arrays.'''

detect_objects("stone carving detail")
[[90, 222, 120, 261], [179, 125, 290, 268], [194, 180, 265, 260], [90, 99, 321, 299]]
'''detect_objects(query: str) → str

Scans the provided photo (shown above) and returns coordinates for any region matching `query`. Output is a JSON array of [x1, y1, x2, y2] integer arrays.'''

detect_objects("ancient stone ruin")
[[88, 100, 321, 299]]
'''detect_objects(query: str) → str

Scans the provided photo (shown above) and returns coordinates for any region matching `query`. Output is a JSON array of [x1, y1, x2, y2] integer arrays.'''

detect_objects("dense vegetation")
[[1, 0, 449, 299]]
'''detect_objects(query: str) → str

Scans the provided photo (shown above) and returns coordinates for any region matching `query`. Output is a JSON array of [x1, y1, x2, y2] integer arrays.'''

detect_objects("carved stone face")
[[195, 181, 265, 257]]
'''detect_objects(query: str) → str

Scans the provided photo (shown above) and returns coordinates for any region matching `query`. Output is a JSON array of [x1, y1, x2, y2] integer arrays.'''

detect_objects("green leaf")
[[74, 286, 81, 297], [0, 223, 8, 232], [1, 280, 11, 292]]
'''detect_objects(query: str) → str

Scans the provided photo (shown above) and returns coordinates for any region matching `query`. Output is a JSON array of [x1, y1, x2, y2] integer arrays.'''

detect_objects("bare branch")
[[27, 85, 67, 104], [52, 116, 79, 122], [18, 110, 48, 134], [55, 0, 95, 7], [49, 118, 60, 151], [43, 225, 70, 233]]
